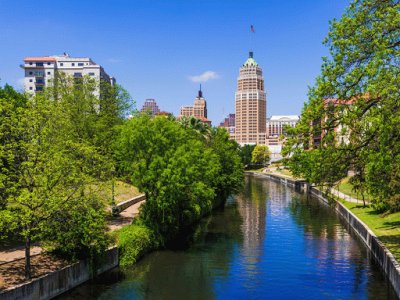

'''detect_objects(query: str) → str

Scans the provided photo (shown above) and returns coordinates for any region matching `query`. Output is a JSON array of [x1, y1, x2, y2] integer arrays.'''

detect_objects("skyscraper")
[[234, 52, 266, 145]]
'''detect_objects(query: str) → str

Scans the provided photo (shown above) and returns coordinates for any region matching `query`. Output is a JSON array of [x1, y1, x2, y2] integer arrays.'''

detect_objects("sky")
[[0, 0, 351, 124]]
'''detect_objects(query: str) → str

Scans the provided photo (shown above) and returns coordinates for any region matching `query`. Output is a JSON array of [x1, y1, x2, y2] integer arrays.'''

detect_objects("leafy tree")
[[283, 0, 400, 210], [239, 144, 256, 167], [115, 115, 243, 242], [251, 145, 271, 166], [0, 85, 27, 209], [0, 76, 131, 278]]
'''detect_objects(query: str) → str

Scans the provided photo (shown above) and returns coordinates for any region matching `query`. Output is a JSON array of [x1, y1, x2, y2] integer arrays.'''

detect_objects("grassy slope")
[[341, 201, 400, 261], [94, 181, 141, 205], [337, 177, 372, 201]]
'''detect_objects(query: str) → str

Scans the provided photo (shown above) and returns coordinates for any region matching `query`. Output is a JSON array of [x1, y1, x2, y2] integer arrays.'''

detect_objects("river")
[[58, 175, 398, 299]]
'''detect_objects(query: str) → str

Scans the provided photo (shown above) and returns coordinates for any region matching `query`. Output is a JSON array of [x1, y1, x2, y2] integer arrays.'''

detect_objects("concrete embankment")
[[247, 171, 400, 298], [0, 247, 118, 300]]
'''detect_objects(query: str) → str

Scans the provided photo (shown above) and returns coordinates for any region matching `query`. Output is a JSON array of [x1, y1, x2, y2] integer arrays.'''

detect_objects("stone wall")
[[117, 194, 146, 212], [0, 247, 118, 300]]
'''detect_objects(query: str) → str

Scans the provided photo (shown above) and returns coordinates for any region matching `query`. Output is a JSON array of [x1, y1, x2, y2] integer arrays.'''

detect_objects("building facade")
[[266, 115, 299, 145], [179, 87, 211, 125], [22, 54, 115, 97], [140, 98, 161, 116], [219, 113, 236, 138], [234, 52, 267, 145]]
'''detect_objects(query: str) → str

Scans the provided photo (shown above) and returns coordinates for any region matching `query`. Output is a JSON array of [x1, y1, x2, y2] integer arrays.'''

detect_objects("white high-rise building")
[[21, 54, 115, 97], [234, 52, 267, 145]]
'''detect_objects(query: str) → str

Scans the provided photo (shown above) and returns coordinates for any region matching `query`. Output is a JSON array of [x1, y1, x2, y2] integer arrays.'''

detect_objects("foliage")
[[0, 85, 27, 209], [116, 222, 159, 266], [283, 0, 400, 211], [239, 144, 256, 166], [115, 114, 243, 243], [0, 76, 133, 278], [251, 145, 271, 166]]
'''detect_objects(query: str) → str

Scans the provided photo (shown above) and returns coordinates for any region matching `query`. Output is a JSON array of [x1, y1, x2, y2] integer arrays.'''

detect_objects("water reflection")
[[57, 175, 398, 300]]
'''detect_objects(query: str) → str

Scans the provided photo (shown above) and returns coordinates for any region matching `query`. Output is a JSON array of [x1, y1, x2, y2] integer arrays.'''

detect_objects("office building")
[[140, 99, 161, 116], [234, 52, 266, 145]]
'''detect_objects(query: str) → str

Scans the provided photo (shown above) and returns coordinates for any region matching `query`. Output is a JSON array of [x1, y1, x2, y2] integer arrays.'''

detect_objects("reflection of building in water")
[[236, 177, 267, 274]]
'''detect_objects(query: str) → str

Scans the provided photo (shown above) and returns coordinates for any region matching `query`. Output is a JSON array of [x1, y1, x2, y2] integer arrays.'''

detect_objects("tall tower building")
[[234, 52, 266, 145]]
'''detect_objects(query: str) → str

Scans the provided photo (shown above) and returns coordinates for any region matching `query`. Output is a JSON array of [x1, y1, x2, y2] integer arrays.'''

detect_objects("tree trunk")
[[25, 236, 31, 279]]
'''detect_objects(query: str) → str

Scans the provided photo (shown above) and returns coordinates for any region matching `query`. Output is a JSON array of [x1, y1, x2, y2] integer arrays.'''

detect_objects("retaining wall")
[[0, 247, 118, 300], [117, 194, 146, 212], [247, 172, 400, 298]]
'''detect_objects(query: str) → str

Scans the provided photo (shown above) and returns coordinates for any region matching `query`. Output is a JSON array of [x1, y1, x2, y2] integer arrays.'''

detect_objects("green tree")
[[284, 0, 400, 210], [239, 144, 256, 167], [115, 115, 243, 243], [251, 145, 271, 166], [0, 85, 27, 209]]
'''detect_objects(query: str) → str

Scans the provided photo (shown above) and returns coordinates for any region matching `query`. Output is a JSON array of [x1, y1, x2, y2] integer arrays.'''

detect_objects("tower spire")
[[198, 84, 203, 98]]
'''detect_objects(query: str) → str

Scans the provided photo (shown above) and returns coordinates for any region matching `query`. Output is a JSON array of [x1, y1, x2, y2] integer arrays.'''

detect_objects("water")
[[58, 175, 398, 299]]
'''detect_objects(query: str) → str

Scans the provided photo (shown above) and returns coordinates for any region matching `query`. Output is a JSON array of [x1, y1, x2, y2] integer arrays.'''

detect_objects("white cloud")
[[189, 71, 220, 83]]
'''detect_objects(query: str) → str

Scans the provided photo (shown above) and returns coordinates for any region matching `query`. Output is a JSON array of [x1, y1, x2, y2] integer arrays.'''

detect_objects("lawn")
[[336, 177, 372, 201], [91, 181, 141, 205], [342, 201, 400, 262]]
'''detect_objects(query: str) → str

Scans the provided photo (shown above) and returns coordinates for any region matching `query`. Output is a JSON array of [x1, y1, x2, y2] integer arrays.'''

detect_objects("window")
[[88, 72, 95, 76], [29, 79, 33, 82], [36, 86, 43, 91], [36, 62, 43, 67], [36, 79, 44, 84], [78, 63, 84, 66], [47, 71, 51, 75], [47, 62, 51, 65], [73, 72, 82, 77], [71, 63, 75, 66], [29, 87, 33, 90], [29, 71, 33, 75], [29, 62, 33, 65], [60, 63, 64, 66]]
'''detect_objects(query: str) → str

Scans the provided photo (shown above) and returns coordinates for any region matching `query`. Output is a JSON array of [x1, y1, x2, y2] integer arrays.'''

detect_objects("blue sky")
[[0, 0, 350, 124]]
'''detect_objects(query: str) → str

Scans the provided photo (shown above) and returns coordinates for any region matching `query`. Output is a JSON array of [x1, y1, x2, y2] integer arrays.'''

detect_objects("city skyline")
[[0, 0, 350, 123]]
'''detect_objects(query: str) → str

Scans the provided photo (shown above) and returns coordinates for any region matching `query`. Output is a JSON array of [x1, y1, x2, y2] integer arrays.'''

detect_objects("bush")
[[116, 222, 159, 266]]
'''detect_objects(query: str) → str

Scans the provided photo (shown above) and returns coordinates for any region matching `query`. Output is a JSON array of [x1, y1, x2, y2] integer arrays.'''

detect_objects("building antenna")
[[250, 25, 256, 54]]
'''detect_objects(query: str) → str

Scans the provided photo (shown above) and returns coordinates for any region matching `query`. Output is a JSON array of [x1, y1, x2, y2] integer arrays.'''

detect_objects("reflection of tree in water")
[[110, 199, 244, 300], [235, 176, 267, 278]]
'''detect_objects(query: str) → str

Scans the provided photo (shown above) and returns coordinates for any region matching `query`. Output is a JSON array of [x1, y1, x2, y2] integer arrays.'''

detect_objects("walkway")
[[329, 188, 370, 204]]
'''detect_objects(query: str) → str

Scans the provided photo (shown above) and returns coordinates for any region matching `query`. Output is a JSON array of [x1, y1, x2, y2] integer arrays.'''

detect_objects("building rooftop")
[[269, 115, 300, 121], [243, 51, 258, 67]]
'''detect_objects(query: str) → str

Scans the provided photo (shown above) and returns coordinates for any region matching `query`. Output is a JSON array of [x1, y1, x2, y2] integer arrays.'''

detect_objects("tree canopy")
[[283, 0, 400, 211]]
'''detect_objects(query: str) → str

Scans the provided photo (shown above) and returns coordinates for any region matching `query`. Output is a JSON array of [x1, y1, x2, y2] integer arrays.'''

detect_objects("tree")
[[251, 145, 271, 166], [0, 85, 27, 209], [115, 115, 243, 242], [283, 0, 400, 211], [239, 144, 256, 167], [0, 76, 131, 278]]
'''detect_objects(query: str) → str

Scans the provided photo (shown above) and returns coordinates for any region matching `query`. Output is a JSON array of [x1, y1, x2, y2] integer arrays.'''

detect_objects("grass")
[[336, 177, 372, 201], [341, 201, 400, 262], [92, 181, 141, 205]]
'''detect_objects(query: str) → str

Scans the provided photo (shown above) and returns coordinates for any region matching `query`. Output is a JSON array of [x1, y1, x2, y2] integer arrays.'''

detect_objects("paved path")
[[0, 200, 145, 263], [330, 188, 370, 204]]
